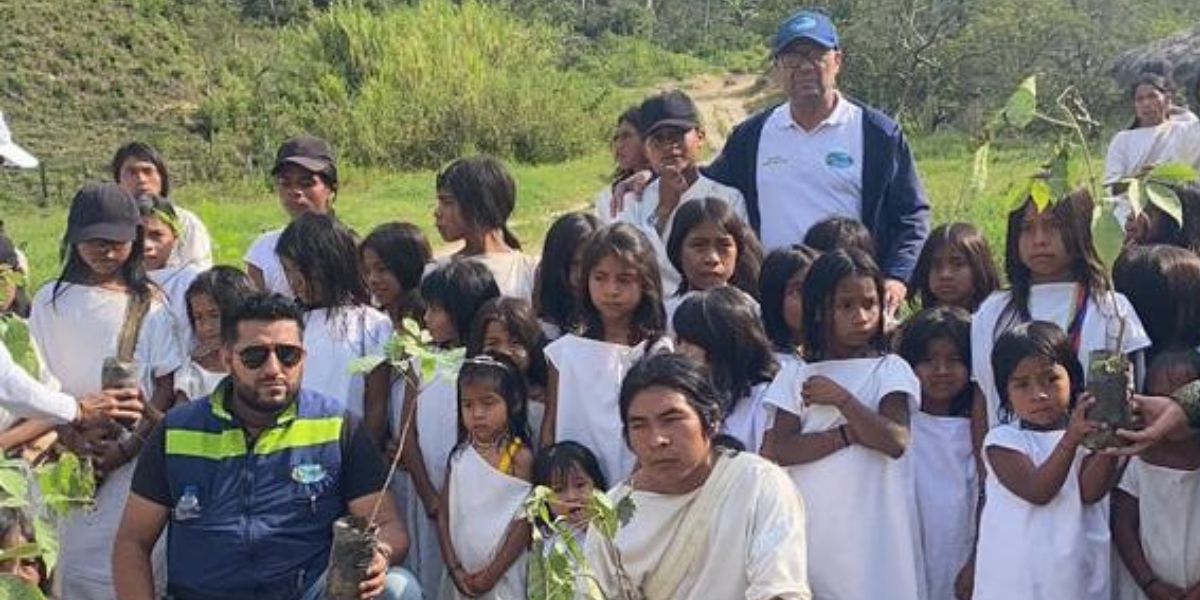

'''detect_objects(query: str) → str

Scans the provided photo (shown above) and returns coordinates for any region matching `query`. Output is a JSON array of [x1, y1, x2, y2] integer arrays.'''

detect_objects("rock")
[[1111, 25, 1200, 104]]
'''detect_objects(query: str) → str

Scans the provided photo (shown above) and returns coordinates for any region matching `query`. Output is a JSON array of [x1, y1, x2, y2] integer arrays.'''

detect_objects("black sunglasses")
[[236, 344, 305, 369]]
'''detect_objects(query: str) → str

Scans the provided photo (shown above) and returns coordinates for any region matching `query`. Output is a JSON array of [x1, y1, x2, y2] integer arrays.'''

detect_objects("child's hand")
[[451, 567, 478, 597], [1063, 394, 1099, 449], [464, 570, 494, 596], [801, 376, 853, 410], [1145, 579, 1184, 600]]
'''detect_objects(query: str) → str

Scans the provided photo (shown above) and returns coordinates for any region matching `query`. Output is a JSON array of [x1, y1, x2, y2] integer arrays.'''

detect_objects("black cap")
[[639, 91, 700, 136], [66, 183, 140, 244], [271, 135, 336, 175]]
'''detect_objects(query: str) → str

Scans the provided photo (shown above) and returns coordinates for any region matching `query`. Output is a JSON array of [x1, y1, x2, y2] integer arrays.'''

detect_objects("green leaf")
[[0, 542, 40, 562], [0, 317, 40, 376], [1147, 162, 1198, 186], [33, 516, 57, 575], [1146, 182, 1184, 227], [1124, 179, 1144, 217], [0, 575, 47, 600], [34, 452, 95, 516], [0, 468, 29, 504], [1029, 178, 1053, 213], [1046, 144, 1072, 200], [346, 354, 387, 375], [1003, 75, 1037, 129], [1091, 203, 1125, 269], [1004, 179, 1033, 214]]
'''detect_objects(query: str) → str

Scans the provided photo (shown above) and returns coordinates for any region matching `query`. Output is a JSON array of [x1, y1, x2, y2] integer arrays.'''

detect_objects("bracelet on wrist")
[[1139, 576, 1159, 591], [837, 425, 851, 447]]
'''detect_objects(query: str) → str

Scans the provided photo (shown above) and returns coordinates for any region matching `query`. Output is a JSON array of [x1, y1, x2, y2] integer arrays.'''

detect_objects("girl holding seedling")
[[468, 297, 549, 449], [663, 197, 763, 328], [970, 322, 1120, 600], [174, 266, 256, 401], [908, 222, 1000, 312], [541, 223, 670, 484], [759, 244, 820, 368], [532, 212, 601, 341]]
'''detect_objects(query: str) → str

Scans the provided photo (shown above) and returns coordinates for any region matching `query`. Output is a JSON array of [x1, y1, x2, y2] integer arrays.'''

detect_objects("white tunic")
[[762, 355, 926, 600], [911, 412, 978, 600], [149, 263, 202, 356], [172, 359, 226, 401], [545, 334, 672, 484], [1105, 114, 1200, 224], [300, 305, 392, 416], [429, 252, 540, 301], [408, 367, 459, 594], [243, 228, 292, 297], [972, 425, 1110, 600], [722, 382, 771, 453], [1113, 457, 1200, 599], [583, 451, 811, 600], [167, 207, 214, 270], [439, 446, 530, 600], [971, 284, 1150, 428]]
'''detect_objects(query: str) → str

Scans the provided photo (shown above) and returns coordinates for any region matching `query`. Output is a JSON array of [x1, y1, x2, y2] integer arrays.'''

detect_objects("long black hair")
[[759, 245, 820, 354], [577, 223, 665, 345], [673, 286, 777, 409], [420, 259, 501, 347], [359, 222, 432, 323], [532, 441, 609, 492], [803, 216, 876, 256], [991, 321, 1084, 423], [468, 296, 549, 389], [276, 213, 370, 312], [436, 155, 522, 249], [54, 186, 152, 306], [184, 266, 258, 331], [665, 198, 763, 298], [533, 212, 601, 331], [896, 306, 974, 417], [909, 222, 999, 311], [1128, 71, 1177, 129], [801, 248, 887, 362], [455, 351, 532, 449], [1112, 244, 1200, 355]]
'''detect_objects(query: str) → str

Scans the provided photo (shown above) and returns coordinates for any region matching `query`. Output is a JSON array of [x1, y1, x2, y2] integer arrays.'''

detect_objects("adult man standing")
[[113, 294, 420, 600], [111, 142, 214, 269], [704, 9, 930, 310]]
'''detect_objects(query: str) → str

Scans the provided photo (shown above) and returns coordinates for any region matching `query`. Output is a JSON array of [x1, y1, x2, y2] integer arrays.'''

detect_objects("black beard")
[[230, 378, 295, 419]]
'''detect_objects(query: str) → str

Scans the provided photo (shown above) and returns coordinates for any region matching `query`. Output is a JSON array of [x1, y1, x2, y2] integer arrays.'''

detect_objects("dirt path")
[[681, 72, 774, 155]]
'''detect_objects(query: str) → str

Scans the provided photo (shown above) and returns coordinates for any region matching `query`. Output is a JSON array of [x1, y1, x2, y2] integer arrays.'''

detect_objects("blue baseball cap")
[[772, 10, 839, 57]]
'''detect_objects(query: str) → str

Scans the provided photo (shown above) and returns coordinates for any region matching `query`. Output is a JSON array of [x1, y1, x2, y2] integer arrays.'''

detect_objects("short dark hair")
[[801, 248, 886, 361], [1146, 347, 1200, 396], [185, 266, 258, 330], [896, 306, 974, 417], [420, 259, 501, 345], [759, 245, 820, 353], [618, 353, 724, 446], [436, 155, 521, 249], [532, 441, 609, 492], [665, 198, 763, 298], [111, 142, 170, 196], [221, 293, 305, 345], [910, 222, 999, 312], [990, 321, 1083, 422], [803, 217, 875, 257]]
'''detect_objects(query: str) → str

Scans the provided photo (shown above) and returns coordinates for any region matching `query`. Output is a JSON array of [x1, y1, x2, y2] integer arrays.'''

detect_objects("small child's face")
[[189, 293, 222, 350], [142, 215, 176, 271], [782, 270, 805, 344], [929, 246, 974, 309], [76, 239, 133, 279], [460, 381, 509, 444], [423, 304, 457, 345], [482, 321, 530, 374], [1006, 356, 1071, 426], [1017, 204, 1071, 283], [280, 257, 315, 305], [588, 255, 643, 326], [361, 247, 401, 308], [680, 222, 737, 291], [915, 338, 969, 407], [828, 276, 879, 352], [644, 126, 703, 173], [549, 465, 597, 529]]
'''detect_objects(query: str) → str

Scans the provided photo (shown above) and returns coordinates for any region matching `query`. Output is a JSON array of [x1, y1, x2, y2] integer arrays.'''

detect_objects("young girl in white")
[[438, 353, 534, 599], [972, 189, 1150, 428], [530, 441, 608, 551], [532, 212, 600, 341], [1112, 349, 1200, 600], [276, 213, 393, 444], [759, 245, 819, 369], [541, 223, 671, 484], [139, 194, 202, 356], [761, 248, 925, 600], [673, 286, 777, 453], [971, 321, 1120, 600], [173, 267, 256, 401], [468, 297, 549, 448], [29, 183, 182, 599], [662, 198, 763, 327], [896, 306, 981, 600], [399, 260, 500, 594]]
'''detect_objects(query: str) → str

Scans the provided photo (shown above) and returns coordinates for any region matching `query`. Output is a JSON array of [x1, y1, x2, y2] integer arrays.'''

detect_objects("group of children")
[[1, 87, 1199, 600]]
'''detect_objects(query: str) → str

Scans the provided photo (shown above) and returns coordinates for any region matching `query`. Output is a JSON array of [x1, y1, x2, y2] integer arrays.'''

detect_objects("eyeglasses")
[[646, 129, 690, 149], [236, 344, 305, 369], [775, 49, 831, 69]]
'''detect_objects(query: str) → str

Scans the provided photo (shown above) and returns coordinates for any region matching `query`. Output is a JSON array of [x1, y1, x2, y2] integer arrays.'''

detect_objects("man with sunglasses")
[[113, 294, 421, 600]]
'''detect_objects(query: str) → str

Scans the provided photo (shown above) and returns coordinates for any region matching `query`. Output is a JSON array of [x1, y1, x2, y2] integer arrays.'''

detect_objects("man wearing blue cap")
[[704, 9, 930, 315]]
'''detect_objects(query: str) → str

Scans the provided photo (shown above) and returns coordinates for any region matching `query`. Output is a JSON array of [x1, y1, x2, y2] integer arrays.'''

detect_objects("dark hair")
[[111, 141, 170, 196], [135, 193, 179, 234], [909, 222, 999, 311], [468, 297, 549, 388], [896, 306, 974, 417], [0, 225, 31, 318], [990, 321, 1084, 422], [617, 353, 725, 446], [0, 506, 48, 593], [221, 293, 306, 344], [1146, 348, 1200, 396], [360, 222, 432, 322], [420, 259, 501, 346], [1131, 184, 1200, 255], [803, 217, 876, 257], [532, 441, 609, 491], [612, 106, 645, 184], [455, 352, 531, 448], [1000, 188, 1109, 332], [533, 212, 601, 331], [436, 155, 521, 249], [759, 245, 820, 354], [673, 287, 778, 409], [801, 248, 886, 361], [184, 266, 258, 330], [1112, 244, 1200, 354], [665, 198, 764, 298], [54, 189, 152, 306], [577, 223, 665, 345], [1129, 72, 1177, 129], [276, 213, 370, 312]]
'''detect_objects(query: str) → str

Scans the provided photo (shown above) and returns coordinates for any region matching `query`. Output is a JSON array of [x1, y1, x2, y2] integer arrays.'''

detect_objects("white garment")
[[0, 332, 75, 423], [971, 425, 1110, 600], [971, 284, 1150, 428], [410, 368, 458, 594], [149, 263, 202, 357], [167, 207, 214, 270], [593, 185, 617, 225], [1113, 457, 1200, 599], [617, 173, 748, 295], [244, 228, 292, 297], [439, 446, 530, 600], [911, 412, 978, 600], [545, 334, 672, 484], [172, 359, 226, 401], [722, 382, 771, 453], [429, 252, 540, 301], [762, 355, 927, 600], [755, 97, 866, 251], [583, 451, 811, 600], [300, 305, 392, 416], [1105, 115, 1200, 223]]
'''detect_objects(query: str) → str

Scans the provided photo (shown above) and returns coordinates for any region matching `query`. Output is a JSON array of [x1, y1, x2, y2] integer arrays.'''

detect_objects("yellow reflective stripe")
[[165, 428, 246, 459], [165, 417, 343, 459], [254, 417, 343, 454]]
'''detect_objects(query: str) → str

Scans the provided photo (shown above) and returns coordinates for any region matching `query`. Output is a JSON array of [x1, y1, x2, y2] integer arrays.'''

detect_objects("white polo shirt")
[[617, 173, 747, 295], [755, 96, 864, 250]]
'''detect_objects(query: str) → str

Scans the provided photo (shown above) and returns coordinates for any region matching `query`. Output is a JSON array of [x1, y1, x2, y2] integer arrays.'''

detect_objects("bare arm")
[[986, 441, 1078, 506], [970, 386, 988, 486], [760, 410, 847, 466], [0, 419, 54, 451], [399, 382, 438, 519], [539, 365, 558, 449], [112, 493, 169, 600], [1078, 452, 1121, 504], [467, 518, 533, 594], [362, 363, 391, 451], [840, 391, 910, 459]]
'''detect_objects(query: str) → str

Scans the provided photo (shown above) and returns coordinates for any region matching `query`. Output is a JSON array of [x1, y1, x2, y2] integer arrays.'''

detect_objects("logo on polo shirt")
[[762, 155, 788, 168], [825, 151, 854, 169]]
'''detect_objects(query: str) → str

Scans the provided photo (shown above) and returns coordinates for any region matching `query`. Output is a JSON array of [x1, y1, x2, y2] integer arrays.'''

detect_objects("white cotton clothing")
[[167, 207, 214, 270], [429, 252, 541, 300], [762, 355, 927, 600], [408, 367, 459, 594], [971, 284, 1150, 428], [149, 263, 202, 356], [722, 382, 772, 453], [439, 446, 530, 600], [539, 319, 564, 342], [300, 305, 392, 416], [0, 336, 75, 423], [593, 184, 618, 225], [972, 425, 1110, 600], [583, 451, 812, 600], [911, 412, 978, 600], [545, 334, 672, 484], [172, 359, 226, 401], [1104, 115, 1200, 223], [243, 228, 292, 297], [617, 173, 748, 296], [755, 96, 866, 251], [1113, 457, 1200, 599]]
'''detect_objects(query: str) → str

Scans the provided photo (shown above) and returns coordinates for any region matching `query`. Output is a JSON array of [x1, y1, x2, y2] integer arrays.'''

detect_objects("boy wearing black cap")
[[616, 90, 747, 295]]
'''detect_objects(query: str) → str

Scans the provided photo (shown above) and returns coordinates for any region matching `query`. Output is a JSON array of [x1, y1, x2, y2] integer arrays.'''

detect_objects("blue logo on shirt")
[[825, 151, 854, 169]]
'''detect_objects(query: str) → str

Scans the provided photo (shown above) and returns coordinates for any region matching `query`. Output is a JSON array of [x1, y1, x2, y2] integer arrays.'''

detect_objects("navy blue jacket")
[[703, 100, 931, 282]]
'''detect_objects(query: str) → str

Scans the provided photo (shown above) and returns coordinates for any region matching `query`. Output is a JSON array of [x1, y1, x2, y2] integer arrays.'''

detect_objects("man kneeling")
[[113, 294, 420, 600]]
